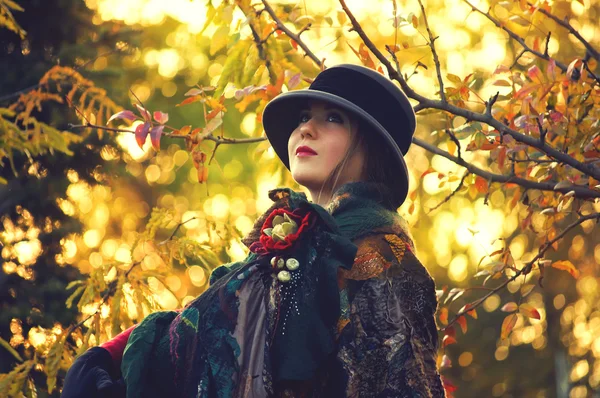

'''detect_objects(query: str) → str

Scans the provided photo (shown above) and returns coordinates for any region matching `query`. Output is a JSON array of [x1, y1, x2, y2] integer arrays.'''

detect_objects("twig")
[[463, 0, 600, 86], [412, 136, 600, 199], [427, 172, 470, 213], [441, 212, 600, 330], [68, 123, 268, 145], [529, 2, 600, 62], [159, 217, 200, 244], [260, 0, 322, 67], [416, 0, 445, 102]]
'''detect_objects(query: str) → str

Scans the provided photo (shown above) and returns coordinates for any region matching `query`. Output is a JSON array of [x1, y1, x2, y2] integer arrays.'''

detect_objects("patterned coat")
[[79, 182, 445, 398]]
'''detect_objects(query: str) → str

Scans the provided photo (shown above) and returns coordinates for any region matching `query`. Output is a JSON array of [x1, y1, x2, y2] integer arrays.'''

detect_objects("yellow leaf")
[[210, 25, 230, 56], [447, 139, 457, 156], [551, 260, 580, 278], [501, 314, 518, 339], [520, 284, 534, 297], [519, 303, 541, 320]]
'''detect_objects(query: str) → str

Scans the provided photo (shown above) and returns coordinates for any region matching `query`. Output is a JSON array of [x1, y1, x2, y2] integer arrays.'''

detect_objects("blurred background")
[[1, 0, 599, 396]]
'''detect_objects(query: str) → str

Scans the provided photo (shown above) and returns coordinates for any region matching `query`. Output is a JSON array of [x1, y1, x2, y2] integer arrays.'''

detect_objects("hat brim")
[[262, 89, 410, 204]]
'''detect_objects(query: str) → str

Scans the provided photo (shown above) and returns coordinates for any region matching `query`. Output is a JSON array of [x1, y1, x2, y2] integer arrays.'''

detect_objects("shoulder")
[[340, 232, 434, 285]]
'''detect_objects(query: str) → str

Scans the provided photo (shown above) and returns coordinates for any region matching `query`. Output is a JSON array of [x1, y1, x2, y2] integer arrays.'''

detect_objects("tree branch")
[[529, 2, 600, 62], [416, 0, 445, 102], [412, 136, 600, 199], [339, 0, 600, 181], [68, 123, 268, 145], [261, 0, 323, 68], [442, 212, 600, 330]]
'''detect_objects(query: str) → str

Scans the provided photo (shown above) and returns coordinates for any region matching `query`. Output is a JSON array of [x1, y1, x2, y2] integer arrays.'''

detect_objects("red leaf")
[[474, 176, 488, 193], [150, 125, 164, 151], [135, 122, 151, 149], [153, 111, 169, 124], [107, 110, 136, 124], [135, 104, 151, 122], [442, 335, 457, 347], [442, 376, 458, 393]]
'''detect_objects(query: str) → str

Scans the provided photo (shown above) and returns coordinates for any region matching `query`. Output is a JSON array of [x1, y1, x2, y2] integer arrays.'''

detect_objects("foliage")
[[1, 0, 599, 396]]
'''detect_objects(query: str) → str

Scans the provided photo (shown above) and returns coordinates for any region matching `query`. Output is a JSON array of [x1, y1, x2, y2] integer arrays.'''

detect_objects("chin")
[[291, 170, 326, 191]]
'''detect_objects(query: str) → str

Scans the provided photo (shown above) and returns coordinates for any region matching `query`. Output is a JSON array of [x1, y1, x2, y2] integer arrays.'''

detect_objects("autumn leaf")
[[135, 122, 151, 149], [134, 103, 151, 122], [443, 334, 457, 347], [551, 260, 580, 278], [457, 315, 467, 334], [474, 176, 488, 193], [439, 307, 448, 325], [153, 111, 168, 124], [467, 308, 478, 319], [501, 313, 518, 339], [519, 303, 541, 320], [150, 125, 164, 151], [501, 302, 518, 312], [521, 284, 534, 297], [107, 110, 136, 124]]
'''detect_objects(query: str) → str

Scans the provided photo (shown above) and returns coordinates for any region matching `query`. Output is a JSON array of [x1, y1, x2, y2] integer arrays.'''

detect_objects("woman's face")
[[287, 101, 366, 197]]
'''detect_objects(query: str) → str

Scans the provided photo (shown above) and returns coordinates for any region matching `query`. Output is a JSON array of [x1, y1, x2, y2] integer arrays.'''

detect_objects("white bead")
[[286, 258, 300, 271], [278, 270, 291, 283]]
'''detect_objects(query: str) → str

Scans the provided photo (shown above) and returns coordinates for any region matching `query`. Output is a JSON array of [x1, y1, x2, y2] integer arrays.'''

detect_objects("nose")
[[299, 118, 316, 140]]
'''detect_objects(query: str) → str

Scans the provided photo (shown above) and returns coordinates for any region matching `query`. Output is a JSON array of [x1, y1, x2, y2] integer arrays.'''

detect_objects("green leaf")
[[210, 25, 230, 56]]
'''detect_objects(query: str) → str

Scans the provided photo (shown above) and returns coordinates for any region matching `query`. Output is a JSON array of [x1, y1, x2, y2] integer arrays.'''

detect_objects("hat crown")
[[307, 64, 415, 154]]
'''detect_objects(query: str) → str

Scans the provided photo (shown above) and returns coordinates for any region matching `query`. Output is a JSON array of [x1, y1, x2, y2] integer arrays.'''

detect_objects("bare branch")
[[416, 0, 445, 102], [68, 123, 269, 145], [427, 172, 470, 213], [412, 136, 600, 199], [261, 0, 323, 68], [530, 2, 600, 62]]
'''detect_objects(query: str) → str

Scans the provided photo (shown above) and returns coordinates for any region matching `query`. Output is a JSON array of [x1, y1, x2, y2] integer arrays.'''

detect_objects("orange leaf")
[[501, 302, 518, 312], [519, 303, 541, 320], [177, 125, 192, 136], [421, 168, 436, 178], [474, 176, 488, 193], [177, 96, 202, 107], [467, 308, 478, 319], [442, 334, 457, 347], [551, 260, 580, 278], [457, 315, 467, 334], [501, 313, 518, 339], [439, 307, 448, 325]]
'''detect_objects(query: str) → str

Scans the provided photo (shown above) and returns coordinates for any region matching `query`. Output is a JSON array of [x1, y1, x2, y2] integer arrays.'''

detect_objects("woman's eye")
[[327, 112, 343, 123], [299, 112, 310, 124]]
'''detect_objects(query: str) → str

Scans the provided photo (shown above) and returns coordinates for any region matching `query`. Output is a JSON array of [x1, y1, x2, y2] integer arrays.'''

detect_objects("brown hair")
[[316, 120, 405, 210]]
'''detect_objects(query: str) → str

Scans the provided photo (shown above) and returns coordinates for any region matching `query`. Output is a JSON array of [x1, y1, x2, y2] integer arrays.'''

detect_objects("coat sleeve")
[[334, 233, 445, 398]]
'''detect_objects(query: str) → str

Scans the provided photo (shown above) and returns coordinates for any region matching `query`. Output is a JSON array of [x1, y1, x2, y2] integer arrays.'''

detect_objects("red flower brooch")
[[249, 207, 315, 256]]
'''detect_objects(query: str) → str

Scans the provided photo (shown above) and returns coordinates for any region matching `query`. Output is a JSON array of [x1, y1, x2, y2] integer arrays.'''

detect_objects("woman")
[[62, 64, 444, 397]]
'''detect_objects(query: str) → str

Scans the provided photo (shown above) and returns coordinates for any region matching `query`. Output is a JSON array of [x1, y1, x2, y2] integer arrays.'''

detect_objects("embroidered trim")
[[384, 234, 407, 263]]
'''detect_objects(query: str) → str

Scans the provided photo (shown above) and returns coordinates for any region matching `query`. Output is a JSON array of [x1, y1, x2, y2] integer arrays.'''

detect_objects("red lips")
[[296, 145, 317, 155]]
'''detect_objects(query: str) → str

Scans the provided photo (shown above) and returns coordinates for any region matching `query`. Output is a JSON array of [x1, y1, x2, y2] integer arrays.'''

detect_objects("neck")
[[308, 187, 332, 207]]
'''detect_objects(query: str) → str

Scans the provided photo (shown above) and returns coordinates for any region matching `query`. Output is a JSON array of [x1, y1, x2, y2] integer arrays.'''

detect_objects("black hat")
[[262, 63, 416, 204]]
